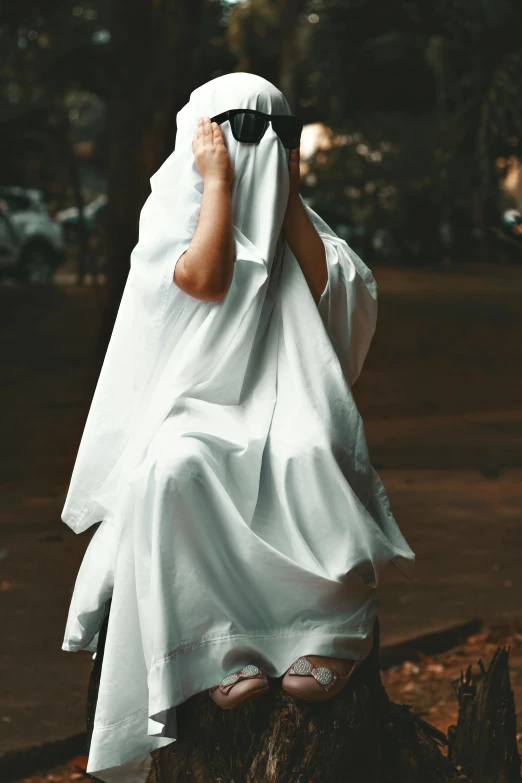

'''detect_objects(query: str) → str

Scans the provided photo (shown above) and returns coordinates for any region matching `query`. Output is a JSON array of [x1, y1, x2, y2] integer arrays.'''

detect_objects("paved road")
[[1, 263, 521, 760]]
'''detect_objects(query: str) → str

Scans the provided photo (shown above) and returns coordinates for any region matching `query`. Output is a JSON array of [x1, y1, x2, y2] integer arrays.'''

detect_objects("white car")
[[0, 186, 65, 283]]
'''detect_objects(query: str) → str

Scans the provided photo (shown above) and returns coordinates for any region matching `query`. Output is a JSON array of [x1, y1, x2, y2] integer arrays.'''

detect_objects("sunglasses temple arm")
[[210, 111, 229, 124]]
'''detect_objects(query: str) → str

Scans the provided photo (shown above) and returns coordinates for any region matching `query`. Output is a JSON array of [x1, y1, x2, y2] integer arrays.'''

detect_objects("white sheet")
[[61, 73, 415, 783]]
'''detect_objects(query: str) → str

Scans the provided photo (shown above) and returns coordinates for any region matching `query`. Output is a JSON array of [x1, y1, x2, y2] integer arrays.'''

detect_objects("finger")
[[196, 117, 203, 139], [202, 116, 212, 145], [211, 121, 223, 144], [214, 123, 226, 147]]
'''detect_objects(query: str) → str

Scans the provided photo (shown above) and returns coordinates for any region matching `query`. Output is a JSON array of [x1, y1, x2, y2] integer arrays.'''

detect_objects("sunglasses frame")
[[210, 108, 303, 149]]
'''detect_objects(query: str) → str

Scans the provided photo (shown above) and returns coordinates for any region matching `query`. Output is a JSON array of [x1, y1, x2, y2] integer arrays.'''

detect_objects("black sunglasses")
[[210, 109, 303, 149]]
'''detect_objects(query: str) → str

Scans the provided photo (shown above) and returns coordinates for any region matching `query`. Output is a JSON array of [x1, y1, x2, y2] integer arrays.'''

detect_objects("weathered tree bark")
[[448, 647, 521, 783], [85, 605, 522, 783]]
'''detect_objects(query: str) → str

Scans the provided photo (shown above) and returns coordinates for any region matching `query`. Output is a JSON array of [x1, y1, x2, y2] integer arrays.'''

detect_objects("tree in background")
[[227, 0, 308, 110], [103, 0, 203, 346], [428, 0, 522, 261], [102, 0, 241, 347]]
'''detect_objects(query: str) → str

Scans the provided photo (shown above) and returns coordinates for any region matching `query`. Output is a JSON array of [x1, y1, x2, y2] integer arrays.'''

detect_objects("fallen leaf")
[[426, 663, 445, 674], [69, 756, 88, 772], [466, 632, 488, 644]]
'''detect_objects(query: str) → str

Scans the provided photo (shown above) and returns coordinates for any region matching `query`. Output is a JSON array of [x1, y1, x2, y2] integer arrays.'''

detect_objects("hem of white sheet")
[[84, 616, 377, 783], [62, 641, 98, 653]]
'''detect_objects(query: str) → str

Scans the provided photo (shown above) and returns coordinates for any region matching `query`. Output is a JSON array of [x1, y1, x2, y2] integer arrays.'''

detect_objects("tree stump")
[[448, 647, 521, 783], [87, 606, 521, 783]]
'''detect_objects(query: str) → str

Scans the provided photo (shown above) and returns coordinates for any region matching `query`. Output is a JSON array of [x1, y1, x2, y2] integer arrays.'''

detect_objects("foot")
[[281, 654, 360, 702], [209, 664, 270, 710]]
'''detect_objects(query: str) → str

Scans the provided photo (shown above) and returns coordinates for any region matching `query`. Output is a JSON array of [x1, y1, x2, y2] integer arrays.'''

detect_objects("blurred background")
[[1, 0, 521, 780]]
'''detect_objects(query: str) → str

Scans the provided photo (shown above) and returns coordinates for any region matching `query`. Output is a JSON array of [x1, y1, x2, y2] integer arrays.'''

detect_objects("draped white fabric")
[[61, 73, 415, 783]]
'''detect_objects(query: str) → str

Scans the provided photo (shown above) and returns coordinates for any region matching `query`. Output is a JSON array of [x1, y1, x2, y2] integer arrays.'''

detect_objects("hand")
[[287, 146, 301, 201], [193, 116, 234, 187]]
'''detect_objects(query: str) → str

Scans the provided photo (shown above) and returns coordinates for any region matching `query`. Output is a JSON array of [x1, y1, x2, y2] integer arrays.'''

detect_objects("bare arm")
[[174, 116, 235, 302], [282, 147, 328, 305]]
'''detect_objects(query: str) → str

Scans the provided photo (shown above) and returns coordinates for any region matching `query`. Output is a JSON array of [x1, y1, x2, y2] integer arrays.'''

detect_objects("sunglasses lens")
[[272, 116, 303, 149], [231, 111, 267, 142]]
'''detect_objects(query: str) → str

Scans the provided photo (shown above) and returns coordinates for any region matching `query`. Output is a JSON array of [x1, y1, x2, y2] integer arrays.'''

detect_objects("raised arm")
[[173, 116, 235, 302], [282, 147, 328, 305]]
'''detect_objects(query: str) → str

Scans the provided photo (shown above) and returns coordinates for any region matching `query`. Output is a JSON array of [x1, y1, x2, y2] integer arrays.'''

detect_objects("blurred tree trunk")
[[228, 0, 307, 111], [278, 0, 307, 111], [101, 0, 204, 353]]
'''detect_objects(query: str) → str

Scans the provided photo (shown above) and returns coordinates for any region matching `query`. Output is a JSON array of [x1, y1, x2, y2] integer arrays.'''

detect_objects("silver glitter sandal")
[[209, 664, 270, 710], [281, 655, 361, 702]]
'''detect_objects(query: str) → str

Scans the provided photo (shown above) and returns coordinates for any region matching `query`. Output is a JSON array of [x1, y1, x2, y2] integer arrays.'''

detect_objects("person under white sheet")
[[61, 72, 415, 783]]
